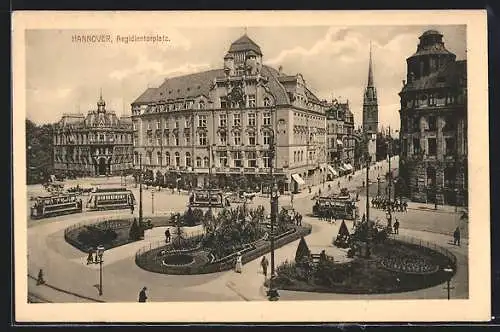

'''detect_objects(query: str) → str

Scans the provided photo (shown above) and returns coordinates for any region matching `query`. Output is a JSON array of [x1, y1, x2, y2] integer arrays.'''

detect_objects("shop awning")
[[338, 166, 346, 172], [344, 163, 353, 171], [327, 165, 338, 176], [336, 139, 343, 146], [291, 173, 306, 185]]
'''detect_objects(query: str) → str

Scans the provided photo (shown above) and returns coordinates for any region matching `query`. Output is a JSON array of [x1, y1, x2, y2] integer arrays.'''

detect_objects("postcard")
[[12, 10, 490, 322]]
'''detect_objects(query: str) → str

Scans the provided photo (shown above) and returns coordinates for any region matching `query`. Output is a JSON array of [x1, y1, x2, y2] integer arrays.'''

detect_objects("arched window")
[[263, 97, 271, 107], [164, 152, 170, 166], [157, 151, 162, 165], [175, 152, 180, 166], [199, 100, 205, 109], [196, 156, 202, 167], [203, 156, 210, 167], [426, 166, 436, 187], [186, 152, 192, 167]]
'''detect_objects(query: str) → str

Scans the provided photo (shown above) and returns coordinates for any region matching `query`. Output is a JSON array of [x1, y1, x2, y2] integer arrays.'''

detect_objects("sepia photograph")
[[12, 11, 489, 322]]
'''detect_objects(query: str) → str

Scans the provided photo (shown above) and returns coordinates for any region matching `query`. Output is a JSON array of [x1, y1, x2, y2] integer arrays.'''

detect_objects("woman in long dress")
[[235, 252, 243, 273]]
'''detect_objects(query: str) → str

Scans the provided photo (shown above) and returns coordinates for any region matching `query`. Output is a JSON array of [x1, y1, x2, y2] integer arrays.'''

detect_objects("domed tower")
[[226, 33, 263, 76], [97, 90, 106, 113], [406, 29, 456, 82]]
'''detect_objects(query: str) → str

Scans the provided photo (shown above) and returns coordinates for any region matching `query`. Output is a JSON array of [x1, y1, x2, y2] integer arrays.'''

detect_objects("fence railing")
[[388, 234, 458, 269], [135, 229, 205, 258]]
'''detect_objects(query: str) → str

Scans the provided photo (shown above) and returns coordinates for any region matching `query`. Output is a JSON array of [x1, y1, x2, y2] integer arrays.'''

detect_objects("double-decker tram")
[[86, 188, 136, 211], [312, 195, 357, 220], [30, 193, 83, 219], [189, 189, 229, 208]]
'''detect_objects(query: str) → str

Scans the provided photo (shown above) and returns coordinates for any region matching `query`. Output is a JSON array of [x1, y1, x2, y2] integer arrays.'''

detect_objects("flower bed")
[[135, 224, 312, 275], [271, 235, 456, 294], [64, 219, 136, 253]]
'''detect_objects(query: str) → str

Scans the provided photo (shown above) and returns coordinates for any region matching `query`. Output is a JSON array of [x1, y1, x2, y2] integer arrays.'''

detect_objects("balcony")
[[244, 167, 256, 173]]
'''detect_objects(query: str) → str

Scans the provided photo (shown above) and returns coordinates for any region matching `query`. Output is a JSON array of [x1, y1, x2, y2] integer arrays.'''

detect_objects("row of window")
[[54, 133, 132, 145], [403, 137, 457, 156], [135, 151, 272, 168], [403, 93, 461, 109], [138, 112, 273, 132], [402, 115, 457, 133], [142, 130, 273, 147]]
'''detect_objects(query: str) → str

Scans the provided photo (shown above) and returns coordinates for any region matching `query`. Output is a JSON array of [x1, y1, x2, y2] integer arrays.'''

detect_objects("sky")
[[25, 25, 466, 131]]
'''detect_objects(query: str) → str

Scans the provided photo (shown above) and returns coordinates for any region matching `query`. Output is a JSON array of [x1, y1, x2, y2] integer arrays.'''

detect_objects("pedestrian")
[[338, 181, 341, 188], [138, 286, 148, 302], [308, 186, 312, 194], [165, 228, 171, 243], [36, 269, 45, 285], [261, 256, 269, 277], [362, 180, 365, 188], [86, 248, 94, 265], [356, 192, 359, 201], [453, 227, 461, 246], [235, 252, 243, 273], [177, 187, 181, 195], [298, 213, 303, 226], [393, 219, 400, 234], [290, 193, 294, 206], [130, 204, 134, 215]]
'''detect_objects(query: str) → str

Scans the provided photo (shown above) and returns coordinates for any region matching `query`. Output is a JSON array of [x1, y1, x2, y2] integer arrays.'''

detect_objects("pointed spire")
[[368, 41, 374, 87]]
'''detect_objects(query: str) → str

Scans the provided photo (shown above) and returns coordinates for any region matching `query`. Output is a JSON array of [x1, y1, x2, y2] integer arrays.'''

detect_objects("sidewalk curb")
[[28, 274, 105, 303]]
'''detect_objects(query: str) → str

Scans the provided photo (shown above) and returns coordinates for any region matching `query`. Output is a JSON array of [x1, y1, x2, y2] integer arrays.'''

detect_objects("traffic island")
[[268, 235, 457, 294], [135, 205, 313, 275]]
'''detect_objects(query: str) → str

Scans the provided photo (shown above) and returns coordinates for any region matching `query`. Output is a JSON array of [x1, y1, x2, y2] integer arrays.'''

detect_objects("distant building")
[[362, 43, 378, 163], [398, 30, 467, 206], [131, 34, 328, 193], [326, 100, 357, 179], [53, 94, 134, 176]]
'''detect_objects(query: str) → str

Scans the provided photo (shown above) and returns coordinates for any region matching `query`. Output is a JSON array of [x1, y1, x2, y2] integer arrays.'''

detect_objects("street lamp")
[[454, 188, 459, 212], [151, 188, 155, 215], [95, 245, 105, 296], [266, 112, 285, 302], [443, 266, 455, 300], [377, 176, 381, 196], [139, 154, 144, 235]]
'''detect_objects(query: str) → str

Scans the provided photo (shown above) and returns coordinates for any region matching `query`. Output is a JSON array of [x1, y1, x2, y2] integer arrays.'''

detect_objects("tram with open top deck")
[[312, 189, 357, 220], [86, 188, 136, 211], [30, 193, 83, 219], [189, 189, 229, 208]]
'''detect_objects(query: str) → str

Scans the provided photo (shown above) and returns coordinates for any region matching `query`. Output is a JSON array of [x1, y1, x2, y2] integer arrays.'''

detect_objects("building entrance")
[[98, 157, 108, 176]]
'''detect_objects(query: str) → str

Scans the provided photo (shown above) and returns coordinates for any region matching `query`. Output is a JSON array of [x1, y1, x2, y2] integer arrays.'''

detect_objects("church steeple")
[[368, 41, 374, 87]]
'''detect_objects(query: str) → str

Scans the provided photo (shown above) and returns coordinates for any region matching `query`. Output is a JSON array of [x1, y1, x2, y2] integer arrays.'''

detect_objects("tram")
[[312, 195, 357, 220], [189, 189, 229, 208], [30, 193, 83, 219], [86, 188, 136, 211]]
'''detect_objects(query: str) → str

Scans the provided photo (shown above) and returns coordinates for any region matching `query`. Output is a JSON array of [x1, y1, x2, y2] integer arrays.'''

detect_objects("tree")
[[295, 236, 311, 263], [129, 219, 141, 241], [26, 119, 55, 184]]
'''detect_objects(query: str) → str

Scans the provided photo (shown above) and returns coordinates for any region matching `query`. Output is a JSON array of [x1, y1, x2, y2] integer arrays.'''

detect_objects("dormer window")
[[199, 100, 205, 109], [263, 97, 271, 107]]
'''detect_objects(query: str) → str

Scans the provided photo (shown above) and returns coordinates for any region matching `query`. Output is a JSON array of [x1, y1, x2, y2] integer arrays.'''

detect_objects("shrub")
[[77, 225, 117, 248], [295, 236, 311, 264], [129, 219, 140, 240]]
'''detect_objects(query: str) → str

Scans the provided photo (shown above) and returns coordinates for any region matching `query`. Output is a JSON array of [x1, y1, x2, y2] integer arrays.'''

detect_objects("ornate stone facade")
[[398, 30, 467, 206], [131, 34, 328, 192], [53, 94, 134, 176]]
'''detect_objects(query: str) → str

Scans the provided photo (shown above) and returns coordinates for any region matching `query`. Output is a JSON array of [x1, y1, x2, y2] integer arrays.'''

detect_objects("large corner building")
[[131, 34, 328, 192], [398, 30, 467, 206]]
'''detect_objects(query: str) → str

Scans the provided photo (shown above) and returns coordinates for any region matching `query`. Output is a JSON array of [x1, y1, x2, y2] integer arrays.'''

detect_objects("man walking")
[[261, 256, 269, 277], [138, 286, 148, 302], [393, 219, 400, 234], [165, 228, 171, 243], [453, 227, 461, 246]]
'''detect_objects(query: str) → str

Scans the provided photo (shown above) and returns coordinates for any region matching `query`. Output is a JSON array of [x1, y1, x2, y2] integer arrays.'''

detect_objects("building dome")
[[228, 34, 262, 56]]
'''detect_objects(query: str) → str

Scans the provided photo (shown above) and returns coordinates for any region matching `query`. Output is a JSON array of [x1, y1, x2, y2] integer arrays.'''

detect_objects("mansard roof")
[[401, 60, 466, 93]]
